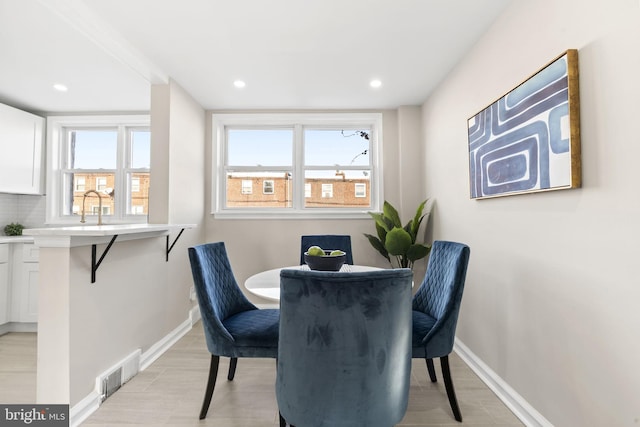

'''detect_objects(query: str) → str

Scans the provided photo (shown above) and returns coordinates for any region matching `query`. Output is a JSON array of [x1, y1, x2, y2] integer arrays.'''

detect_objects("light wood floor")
[[0, 331, 37, 403], [0, 324, 524, 426]]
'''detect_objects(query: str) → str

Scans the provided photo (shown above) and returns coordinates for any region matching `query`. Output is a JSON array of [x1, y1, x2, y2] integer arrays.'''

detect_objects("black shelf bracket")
[[91, 235, 118, 283], [166, 228, 186, 261]]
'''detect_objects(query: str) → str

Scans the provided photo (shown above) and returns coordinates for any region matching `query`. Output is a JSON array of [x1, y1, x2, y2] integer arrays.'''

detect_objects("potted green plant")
[[3, 222, 24, 236], [364, 200, 431, 269]]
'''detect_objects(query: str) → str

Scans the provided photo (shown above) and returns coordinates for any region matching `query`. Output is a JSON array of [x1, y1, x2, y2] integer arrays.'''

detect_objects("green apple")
[[329, 250, 345, 256], [307, 245, 325, 256]]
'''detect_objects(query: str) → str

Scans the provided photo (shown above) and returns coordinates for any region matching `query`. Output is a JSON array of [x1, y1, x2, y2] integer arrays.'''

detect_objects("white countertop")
[[0, 235, 34, 244], [23, 223, 195, 236], [22, 223, 196, 248]]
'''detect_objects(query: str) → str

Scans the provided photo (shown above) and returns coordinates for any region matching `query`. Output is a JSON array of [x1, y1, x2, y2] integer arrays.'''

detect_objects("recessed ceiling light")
[[370, 79, 382, 88], [53, 83, 68, 92], [233, 80, 246, 88]]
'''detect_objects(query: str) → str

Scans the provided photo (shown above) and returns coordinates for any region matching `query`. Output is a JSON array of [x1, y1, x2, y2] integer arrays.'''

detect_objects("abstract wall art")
[[467, 50, 581, 199]]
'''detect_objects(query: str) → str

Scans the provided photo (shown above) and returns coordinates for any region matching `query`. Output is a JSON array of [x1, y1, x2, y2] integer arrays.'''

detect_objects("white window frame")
[[263, 180, 275, 194], [45, 115, 150, 225], [75, 177, 85, 192], [92, 205, 111, 215], [304, 183, 311, 198], [131, 177, 140, 193], [355, 183, 367, 198], [211, 112, 383, 219], [321, 184, 333, 198], [241, 180, 253, 195], [96, 177, 107, 191]]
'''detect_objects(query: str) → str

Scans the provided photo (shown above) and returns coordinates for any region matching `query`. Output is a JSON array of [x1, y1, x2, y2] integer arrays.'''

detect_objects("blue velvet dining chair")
[[412, 240, 471, 422], [300, 234, 354, 264], [188, 242, 280, 420], [277, 268, 414, 427]]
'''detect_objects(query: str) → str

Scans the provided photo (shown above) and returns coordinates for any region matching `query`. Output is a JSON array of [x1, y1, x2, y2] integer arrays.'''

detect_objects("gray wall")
[[421, 0, 640, 425]]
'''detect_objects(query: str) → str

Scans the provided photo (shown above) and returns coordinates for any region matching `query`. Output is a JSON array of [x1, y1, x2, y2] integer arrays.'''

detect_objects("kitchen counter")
[[0, 235, 34, 243], [23, 224, 195, 247], [23, 223, 194, 237], [28, 222, 198, 406]]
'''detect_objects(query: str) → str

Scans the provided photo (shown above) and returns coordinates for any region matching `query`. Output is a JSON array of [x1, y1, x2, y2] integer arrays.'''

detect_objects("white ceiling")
[[0, 0, 512, 114]]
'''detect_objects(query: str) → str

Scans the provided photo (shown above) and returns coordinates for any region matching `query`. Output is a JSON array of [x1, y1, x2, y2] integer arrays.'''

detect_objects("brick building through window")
[[226, 173, 370, 208]]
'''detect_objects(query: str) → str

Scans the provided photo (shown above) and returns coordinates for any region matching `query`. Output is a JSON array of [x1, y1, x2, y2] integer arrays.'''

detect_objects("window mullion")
[[293, 124, 304, 210], [114, 125, 127, 218]]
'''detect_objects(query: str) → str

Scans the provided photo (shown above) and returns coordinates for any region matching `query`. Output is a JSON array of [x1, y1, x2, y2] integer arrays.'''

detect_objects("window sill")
[[45, 217, 149, 227], [212, 210, 373, 220]]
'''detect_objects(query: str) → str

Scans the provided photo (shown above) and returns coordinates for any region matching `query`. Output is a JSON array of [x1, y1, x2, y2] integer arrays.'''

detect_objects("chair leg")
[[440, 355, 462, 422], [228, 357, 238, 380], [279, 411, 296, 427], [199, 355, 220, 420], [426, 358, 437, 382], [279, 412, 296, 427]]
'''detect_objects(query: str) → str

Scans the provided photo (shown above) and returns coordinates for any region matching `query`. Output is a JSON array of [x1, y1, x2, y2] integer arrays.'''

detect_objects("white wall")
[[203, 108, 429, 300], [421, 0, 640, 425], [150, 78, 207, 318]]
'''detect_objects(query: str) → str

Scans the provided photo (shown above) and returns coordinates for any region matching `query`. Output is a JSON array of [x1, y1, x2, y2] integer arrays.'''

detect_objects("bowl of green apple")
[[304, 246, 347, 271]]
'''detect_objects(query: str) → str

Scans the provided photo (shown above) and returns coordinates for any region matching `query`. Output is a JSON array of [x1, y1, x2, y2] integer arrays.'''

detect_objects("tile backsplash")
[[0, 193, 46, 234]]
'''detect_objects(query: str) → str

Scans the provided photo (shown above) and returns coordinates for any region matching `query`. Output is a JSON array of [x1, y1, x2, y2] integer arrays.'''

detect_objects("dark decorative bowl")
[[304, 250, 346, 271]]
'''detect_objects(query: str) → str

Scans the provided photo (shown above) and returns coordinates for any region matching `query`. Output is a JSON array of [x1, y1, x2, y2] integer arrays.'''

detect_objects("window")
[[212, 113, 382, 219], [92, 205, 110, 215], [96, 177, 107, 191], [263, 180, 275, 194], [321, 184, 333, 198], [75, 177, 85, 192], [46, 115, 150, 224], [241, 180, 252, 194]]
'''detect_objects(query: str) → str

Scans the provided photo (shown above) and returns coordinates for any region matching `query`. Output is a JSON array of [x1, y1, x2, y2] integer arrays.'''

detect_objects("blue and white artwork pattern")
[[468, 54, 572, 199]]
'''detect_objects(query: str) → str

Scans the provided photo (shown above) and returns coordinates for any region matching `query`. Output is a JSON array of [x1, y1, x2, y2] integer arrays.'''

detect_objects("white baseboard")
[[70, 310, 199, 426], [189, 304, 201, 324], [0, 322, 37, 335], [454, 338, 553, 427], [139, 317, 194, 371], [70, 391, 100, 427]]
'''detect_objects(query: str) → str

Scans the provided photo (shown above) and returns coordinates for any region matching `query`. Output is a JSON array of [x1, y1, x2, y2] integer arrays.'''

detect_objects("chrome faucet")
[[80, 190, 103, 225]]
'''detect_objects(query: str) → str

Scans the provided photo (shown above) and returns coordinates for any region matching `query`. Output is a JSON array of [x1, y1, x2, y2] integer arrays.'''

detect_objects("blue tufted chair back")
[[300, 234, 354, 264], [277, 268, 413, 427], [188, 242, 258, 355], [412, 240, 470, 358]]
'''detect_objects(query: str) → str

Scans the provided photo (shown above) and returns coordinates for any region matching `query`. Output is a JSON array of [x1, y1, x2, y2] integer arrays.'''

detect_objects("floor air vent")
[[102, 367, 122, 401]]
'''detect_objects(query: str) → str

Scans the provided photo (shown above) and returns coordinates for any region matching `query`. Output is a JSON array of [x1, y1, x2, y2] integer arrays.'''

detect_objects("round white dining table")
[[244, 264, 382, 302]]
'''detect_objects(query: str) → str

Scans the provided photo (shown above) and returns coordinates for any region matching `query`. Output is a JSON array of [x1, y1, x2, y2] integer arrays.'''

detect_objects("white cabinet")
[[0, 241, 39, 330], [10, 243, 39, 323], [18, 263, 38, 323], [0, 102, 45, 195], [0, 244, 9, 325]]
